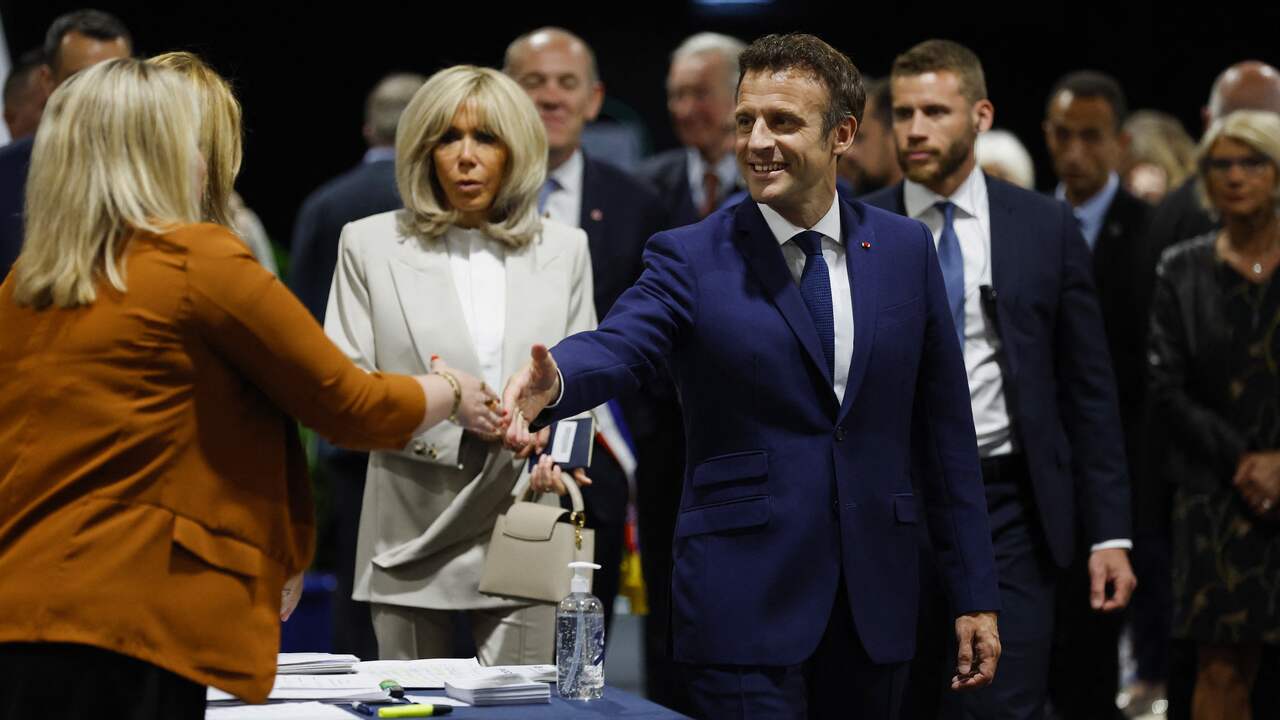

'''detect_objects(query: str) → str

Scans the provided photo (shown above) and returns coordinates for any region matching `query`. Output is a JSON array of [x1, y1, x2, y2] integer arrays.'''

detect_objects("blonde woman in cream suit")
[[324, 65, 595, 664]]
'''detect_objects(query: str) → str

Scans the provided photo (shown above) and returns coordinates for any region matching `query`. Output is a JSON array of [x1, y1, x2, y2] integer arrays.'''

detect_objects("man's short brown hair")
[[891, 39, 988, 104], [738, 33, 865, 136]]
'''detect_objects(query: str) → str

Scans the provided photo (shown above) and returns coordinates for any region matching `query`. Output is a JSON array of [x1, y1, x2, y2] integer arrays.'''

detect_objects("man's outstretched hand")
[[503, 344, 561, 452]]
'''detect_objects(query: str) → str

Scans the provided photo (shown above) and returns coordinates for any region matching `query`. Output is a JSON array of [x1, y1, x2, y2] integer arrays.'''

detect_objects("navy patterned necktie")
[[790, 230, 835, 378], [934, 201, 965, 349]]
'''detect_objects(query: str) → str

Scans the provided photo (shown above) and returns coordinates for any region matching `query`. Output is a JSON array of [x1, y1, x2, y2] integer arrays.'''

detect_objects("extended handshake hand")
[[501, 344, 591, 496], [428, 356, 506, 441]]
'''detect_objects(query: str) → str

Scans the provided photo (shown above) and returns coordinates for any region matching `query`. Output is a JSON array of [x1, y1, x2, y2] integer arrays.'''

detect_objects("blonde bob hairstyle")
[[1196, 109, 1280, 212], [13, 58, 202, 309], [148, 51, 243, 227], [395, 65, 547, 247]]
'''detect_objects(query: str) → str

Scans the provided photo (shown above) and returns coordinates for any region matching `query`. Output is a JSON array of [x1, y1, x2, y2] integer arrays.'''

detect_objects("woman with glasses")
[[1148, 109, 1280, 720]]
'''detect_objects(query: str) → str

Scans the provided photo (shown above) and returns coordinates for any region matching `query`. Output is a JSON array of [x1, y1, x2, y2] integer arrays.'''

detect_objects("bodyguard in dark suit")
[[0, 10, 131, 280], [287, 72, 424, 660], [636, 33, 746, 230], [863, 41, 1136, 720], [504, 28, 668, 638], [506, 33, 1001, 720], [1041, 70, 1152, 720]]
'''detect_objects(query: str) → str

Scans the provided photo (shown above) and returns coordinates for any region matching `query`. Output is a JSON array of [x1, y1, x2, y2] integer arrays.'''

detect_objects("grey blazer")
[[324, 210, 596, 609]]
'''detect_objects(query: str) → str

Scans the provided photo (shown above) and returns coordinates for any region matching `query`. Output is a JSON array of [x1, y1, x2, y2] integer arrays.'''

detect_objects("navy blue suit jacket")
[[862, 177, 1132, 567], [288, 158, 400, 322], [0, 137, 33, 281], [541, 197, 999, 666]]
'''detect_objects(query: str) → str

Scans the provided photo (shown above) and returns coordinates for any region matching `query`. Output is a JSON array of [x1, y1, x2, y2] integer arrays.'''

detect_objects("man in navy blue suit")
[[505, 33, 1000, 719], [861, 40, 1137, 720], [0, 9, 131, 280]]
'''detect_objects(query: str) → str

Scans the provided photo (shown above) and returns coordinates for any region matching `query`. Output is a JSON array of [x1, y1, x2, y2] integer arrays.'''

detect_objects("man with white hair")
[[637, 32, 746, 229]]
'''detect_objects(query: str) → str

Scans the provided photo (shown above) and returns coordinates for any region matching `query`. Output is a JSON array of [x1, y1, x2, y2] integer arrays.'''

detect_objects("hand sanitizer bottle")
[[557, 561, 604, 700]]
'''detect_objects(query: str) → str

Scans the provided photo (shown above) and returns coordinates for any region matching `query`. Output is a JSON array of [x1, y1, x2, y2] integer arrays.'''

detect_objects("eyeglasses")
[[1202, 154, 1273, 176]]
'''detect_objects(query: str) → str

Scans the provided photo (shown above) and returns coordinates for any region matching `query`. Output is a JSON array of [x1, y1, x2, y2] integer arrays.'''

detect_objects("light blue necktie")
[[935, 201, 965, 349], [537, 177, 561, 215], [791, 230, 835, 378]]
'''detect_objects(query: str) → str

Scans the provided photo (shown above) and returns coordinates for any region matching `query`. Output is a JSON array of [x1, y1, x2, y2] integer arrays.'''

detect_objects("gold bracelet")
[[431, 371, 462, 424]]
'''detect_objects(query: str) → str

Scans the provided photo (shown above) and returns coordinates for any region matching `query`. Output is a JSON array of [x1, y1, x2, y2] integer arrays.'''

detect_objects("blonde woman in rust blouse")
[[0, 58, 501, 718]]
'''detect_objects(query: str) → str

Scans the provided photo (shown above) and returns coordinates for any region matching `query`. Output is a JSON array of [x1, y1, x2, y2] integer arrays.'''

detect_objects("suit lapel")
[[578, 156, 605, 256], [985, 177, 1021, 378], [733, 201, 835, 391], [385, 237, 482, 376], [674, 156, 699, 225], [838, 200, 878, 421]]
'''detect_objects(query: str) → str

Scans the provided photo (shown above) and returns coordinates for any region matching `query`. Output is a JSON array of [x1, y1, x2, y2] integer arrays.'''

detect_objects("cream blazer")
[[324, 211, 596, 609]]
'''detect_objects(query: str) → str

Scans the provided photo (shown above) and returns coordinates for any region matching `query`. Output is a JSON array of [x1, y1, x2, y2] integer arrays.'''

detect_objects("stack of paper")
[[276, 653, 360, 675], [443, 667, 551, 706], [355, 657, 555, 689], [207, 675, 387, 704], [206, 701, 353, 718]]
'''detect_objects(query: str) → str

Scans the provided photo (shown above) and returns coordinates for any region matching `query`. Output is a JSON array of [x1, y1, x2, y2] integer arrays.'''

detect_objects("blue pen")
[[351, 701, 376, 716]]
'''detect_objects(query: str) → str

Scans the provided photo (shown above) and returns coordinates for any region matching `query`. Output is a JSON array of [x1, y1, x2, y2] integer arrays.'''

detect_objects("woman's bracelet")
[[431, 370, 462, 424]]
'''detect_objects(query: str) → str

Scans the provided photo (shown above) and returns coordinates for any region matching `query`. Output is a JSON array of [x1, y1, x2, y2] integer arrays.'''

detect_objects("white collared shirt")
[[687, 147, 740, 213], [1055, 172, 1120, 251], [542, 149, 584, 228], [444, 225, 506, 391], [758, 194, 854, 404], [904, 167, 1014, 457]]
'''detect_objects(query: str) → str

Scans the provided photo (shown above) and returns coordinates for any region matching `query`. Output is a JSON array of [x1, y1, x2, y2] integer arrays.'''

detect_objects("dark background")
[[3, 1, 1277, 253]]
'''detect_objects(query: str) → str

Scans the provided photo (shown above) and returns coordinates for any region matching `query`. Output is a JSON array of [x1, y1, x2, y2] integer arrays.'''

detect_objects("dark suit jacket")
[[0, 137, 34, 280], [288, 158, 400, 322], [1144, 177, 1215, 266], [862, 176, 1131, 568], [541, 198, 999, 666], [1092, 188, 1153, 508], [636, 148, 699, 230], [580, 154, 667, 317]]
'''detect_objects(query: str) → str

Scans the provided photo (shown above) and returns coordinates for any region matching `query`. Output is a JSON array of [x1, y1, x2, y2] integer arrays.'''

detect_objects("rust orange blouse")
[[0, 223, 424, 702]]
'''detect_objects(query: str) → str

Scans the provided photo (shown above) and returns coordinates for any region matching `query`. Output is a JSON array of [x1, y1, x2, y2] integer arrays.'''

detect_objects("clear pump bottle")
[[556, 561, 605, 700]]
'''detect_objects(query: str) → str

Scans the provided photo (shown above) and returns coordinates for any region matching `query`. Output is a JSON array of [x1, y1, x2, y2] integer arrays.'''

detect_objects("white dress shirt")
[[905, 167, 1130, 553], [905, 167, 1013, 458], [543, 149, 584, 228], [1054, 172, 1119, 251], [445, 225, 506, 391], [758, 195, 854, 405]]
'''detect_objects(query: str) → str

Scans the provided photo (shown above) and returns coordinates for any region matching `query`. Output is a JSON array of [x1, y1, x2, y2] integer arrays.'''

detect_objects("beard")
[[901, 126, 976, 187]]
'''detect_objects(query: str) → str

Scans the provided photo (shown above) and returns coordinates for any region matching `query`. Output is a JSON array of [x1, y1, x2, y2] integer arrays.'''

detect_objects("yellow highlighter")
[[377, 704, 452, 718]]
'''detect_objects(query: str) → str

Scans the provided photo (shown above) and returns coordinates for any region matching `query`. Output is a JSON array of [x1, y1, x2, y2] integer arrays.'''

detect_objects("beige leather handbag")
[[478, 478, 595, 603]]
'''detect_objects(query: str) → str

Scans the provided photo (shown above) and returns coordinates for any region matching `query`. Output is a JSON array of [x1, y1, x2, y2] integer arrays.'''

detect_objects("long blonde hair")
[[395, 65, 546, 247], [148, 51, 242, 227], [13, 58, 203, 309]]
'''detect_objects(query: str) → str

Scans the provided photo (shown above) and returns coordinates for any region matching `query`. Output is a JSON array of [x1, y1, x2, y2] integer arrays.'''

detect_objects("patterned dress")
[[1158, 236, 1280, 645]]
